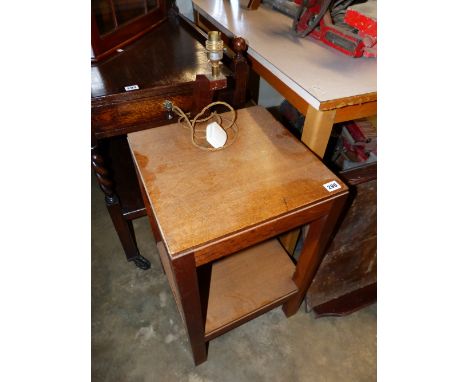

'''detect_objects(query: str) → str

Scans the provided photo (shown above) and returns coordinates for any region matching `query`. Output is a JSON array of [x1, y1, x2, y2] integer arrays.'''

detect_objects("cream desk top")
[[192, 0, 376, 111]]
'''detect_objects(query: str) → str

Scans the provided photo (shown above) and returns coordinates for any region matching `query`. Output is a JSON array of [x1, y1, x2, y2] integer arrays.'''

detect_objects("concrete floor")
[[92, 176, 376, 381]]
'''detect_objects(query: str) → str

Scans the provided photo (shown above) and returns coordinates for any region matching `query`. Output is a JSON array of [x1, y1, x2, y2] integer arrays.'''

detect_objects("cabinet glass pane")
[[114, 0, 146, 26], [147, 0, 159, 10], [93, 0, 115, 35]]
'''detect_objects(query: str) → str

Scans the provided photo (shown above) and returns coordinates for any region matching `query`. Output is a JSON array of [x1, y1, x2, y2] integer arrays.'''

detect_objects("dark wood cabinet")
[[306, 162, 377, 316], [92, 0, 168, 62]]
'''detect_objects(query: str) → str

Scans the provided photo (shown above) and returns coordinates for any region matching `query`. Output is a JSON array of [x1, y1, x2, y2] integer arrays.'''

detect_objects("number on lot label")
[[323, 180, 341, 192], [124, 84, 139, 91]]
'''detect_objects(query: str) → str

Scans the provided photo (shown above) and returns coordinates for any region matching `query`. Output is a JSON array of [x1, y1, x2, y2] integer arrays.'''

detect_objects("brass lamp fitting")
[[205, 31, 224, 77]]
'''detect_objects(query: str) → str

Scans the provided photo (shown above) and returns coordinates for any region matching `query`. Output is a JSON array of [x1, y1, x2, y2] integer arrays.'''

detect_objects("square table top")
[[128, 106, 346, 256]]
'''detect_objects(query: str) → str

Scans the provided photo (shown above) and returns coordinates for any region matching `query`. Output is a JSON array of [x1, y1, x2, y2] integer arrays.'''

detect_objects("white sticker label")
[[323, 180, 341, 192], [124, 85, 139, 91]]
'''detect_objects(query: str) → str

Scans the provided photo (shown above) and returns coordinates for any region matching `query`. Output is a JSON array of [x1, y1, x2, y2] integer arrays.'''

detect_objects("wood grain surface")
[[128, 106, 347, 257], [91, 18, 212, 99], [205, 238, 297, 337], [156, 242, 184, 322], [307, 178, 377, 308]]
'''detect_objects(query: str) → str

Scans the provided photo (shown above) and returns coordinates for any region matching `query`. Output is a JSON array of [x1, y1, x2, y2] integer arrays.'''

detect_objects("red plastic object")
[[345, 8, 376, 38], [344, 6, 377, 57], [294, 0, 377, 58]]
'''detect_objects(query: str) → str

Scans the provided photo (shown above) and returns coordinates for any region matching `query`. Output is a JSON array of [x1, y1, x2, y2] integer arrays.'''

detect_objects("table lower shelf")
[[204, 238, 298, 340], [157, 238, 298, 342]]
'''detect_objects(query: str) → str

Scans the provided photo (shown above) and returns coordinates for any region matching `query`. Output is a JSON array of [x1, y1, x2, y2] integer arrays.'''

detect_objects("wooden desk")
[[192, 0, 377, 157], [128, 106, 348, 364], [91, 13, 248, 269]]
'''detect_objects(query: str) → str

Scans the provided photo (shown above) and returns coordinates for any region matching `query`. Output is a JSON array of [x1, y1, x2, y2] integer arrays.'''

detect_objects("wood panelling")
[[306, 176, 377, 312]]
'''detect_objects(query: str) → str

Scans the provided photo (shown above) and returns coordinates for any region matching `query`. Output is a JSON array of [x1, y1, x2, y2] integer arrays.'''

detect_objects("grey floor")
[[92, 176, 376, 382]]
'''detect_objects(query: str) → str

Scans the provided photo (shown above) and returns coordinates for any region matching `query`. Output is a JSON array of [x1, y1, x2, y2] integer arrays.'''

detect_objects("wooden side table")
[[128, 106, 348, 365]]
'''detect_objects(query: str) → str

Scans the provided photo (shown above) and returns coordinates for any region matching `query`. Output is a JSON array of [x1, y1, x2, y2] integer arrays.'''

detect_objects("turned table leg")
[[91, 143, 151, 270]]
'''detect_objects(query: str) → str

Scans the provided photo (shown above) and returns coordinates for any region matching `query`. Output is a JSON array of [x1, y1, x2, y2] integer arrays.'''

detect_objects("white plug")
[[206, 121, 228, 148]]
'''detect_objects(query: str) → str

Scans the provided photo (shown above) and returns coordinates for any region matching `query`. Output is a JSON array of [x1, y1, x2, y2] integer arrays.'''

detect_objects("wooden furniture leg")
[[301, 101, 377, 158], [245, 0, 262, 10], [171, 254, 208, 365], [280, 105, 333, 254], [301, 105, 337, 159], [278, 106, 334, 255], [282, 195, 347, 316], [279, 229, 301, 255], [91, 143, 151, 270]]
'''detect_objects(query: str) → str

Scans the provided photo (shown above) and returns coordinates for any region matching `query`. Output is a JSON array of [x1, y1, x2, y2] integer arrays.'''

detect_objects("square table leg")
[[282, 195, 348, 316], [171, 254, 208, 365]]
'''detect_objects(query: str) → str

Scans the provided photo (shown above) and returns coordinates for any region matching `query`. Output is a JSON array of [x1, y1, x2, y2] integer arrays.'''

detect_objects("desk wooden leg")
[[301, 106, 336, 159], [91, 144, 151, 270], [171, 254, 208, 365], [279, 229, 301, 255], [282, 195, 347, 316], [278, 107, 336, 256]]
